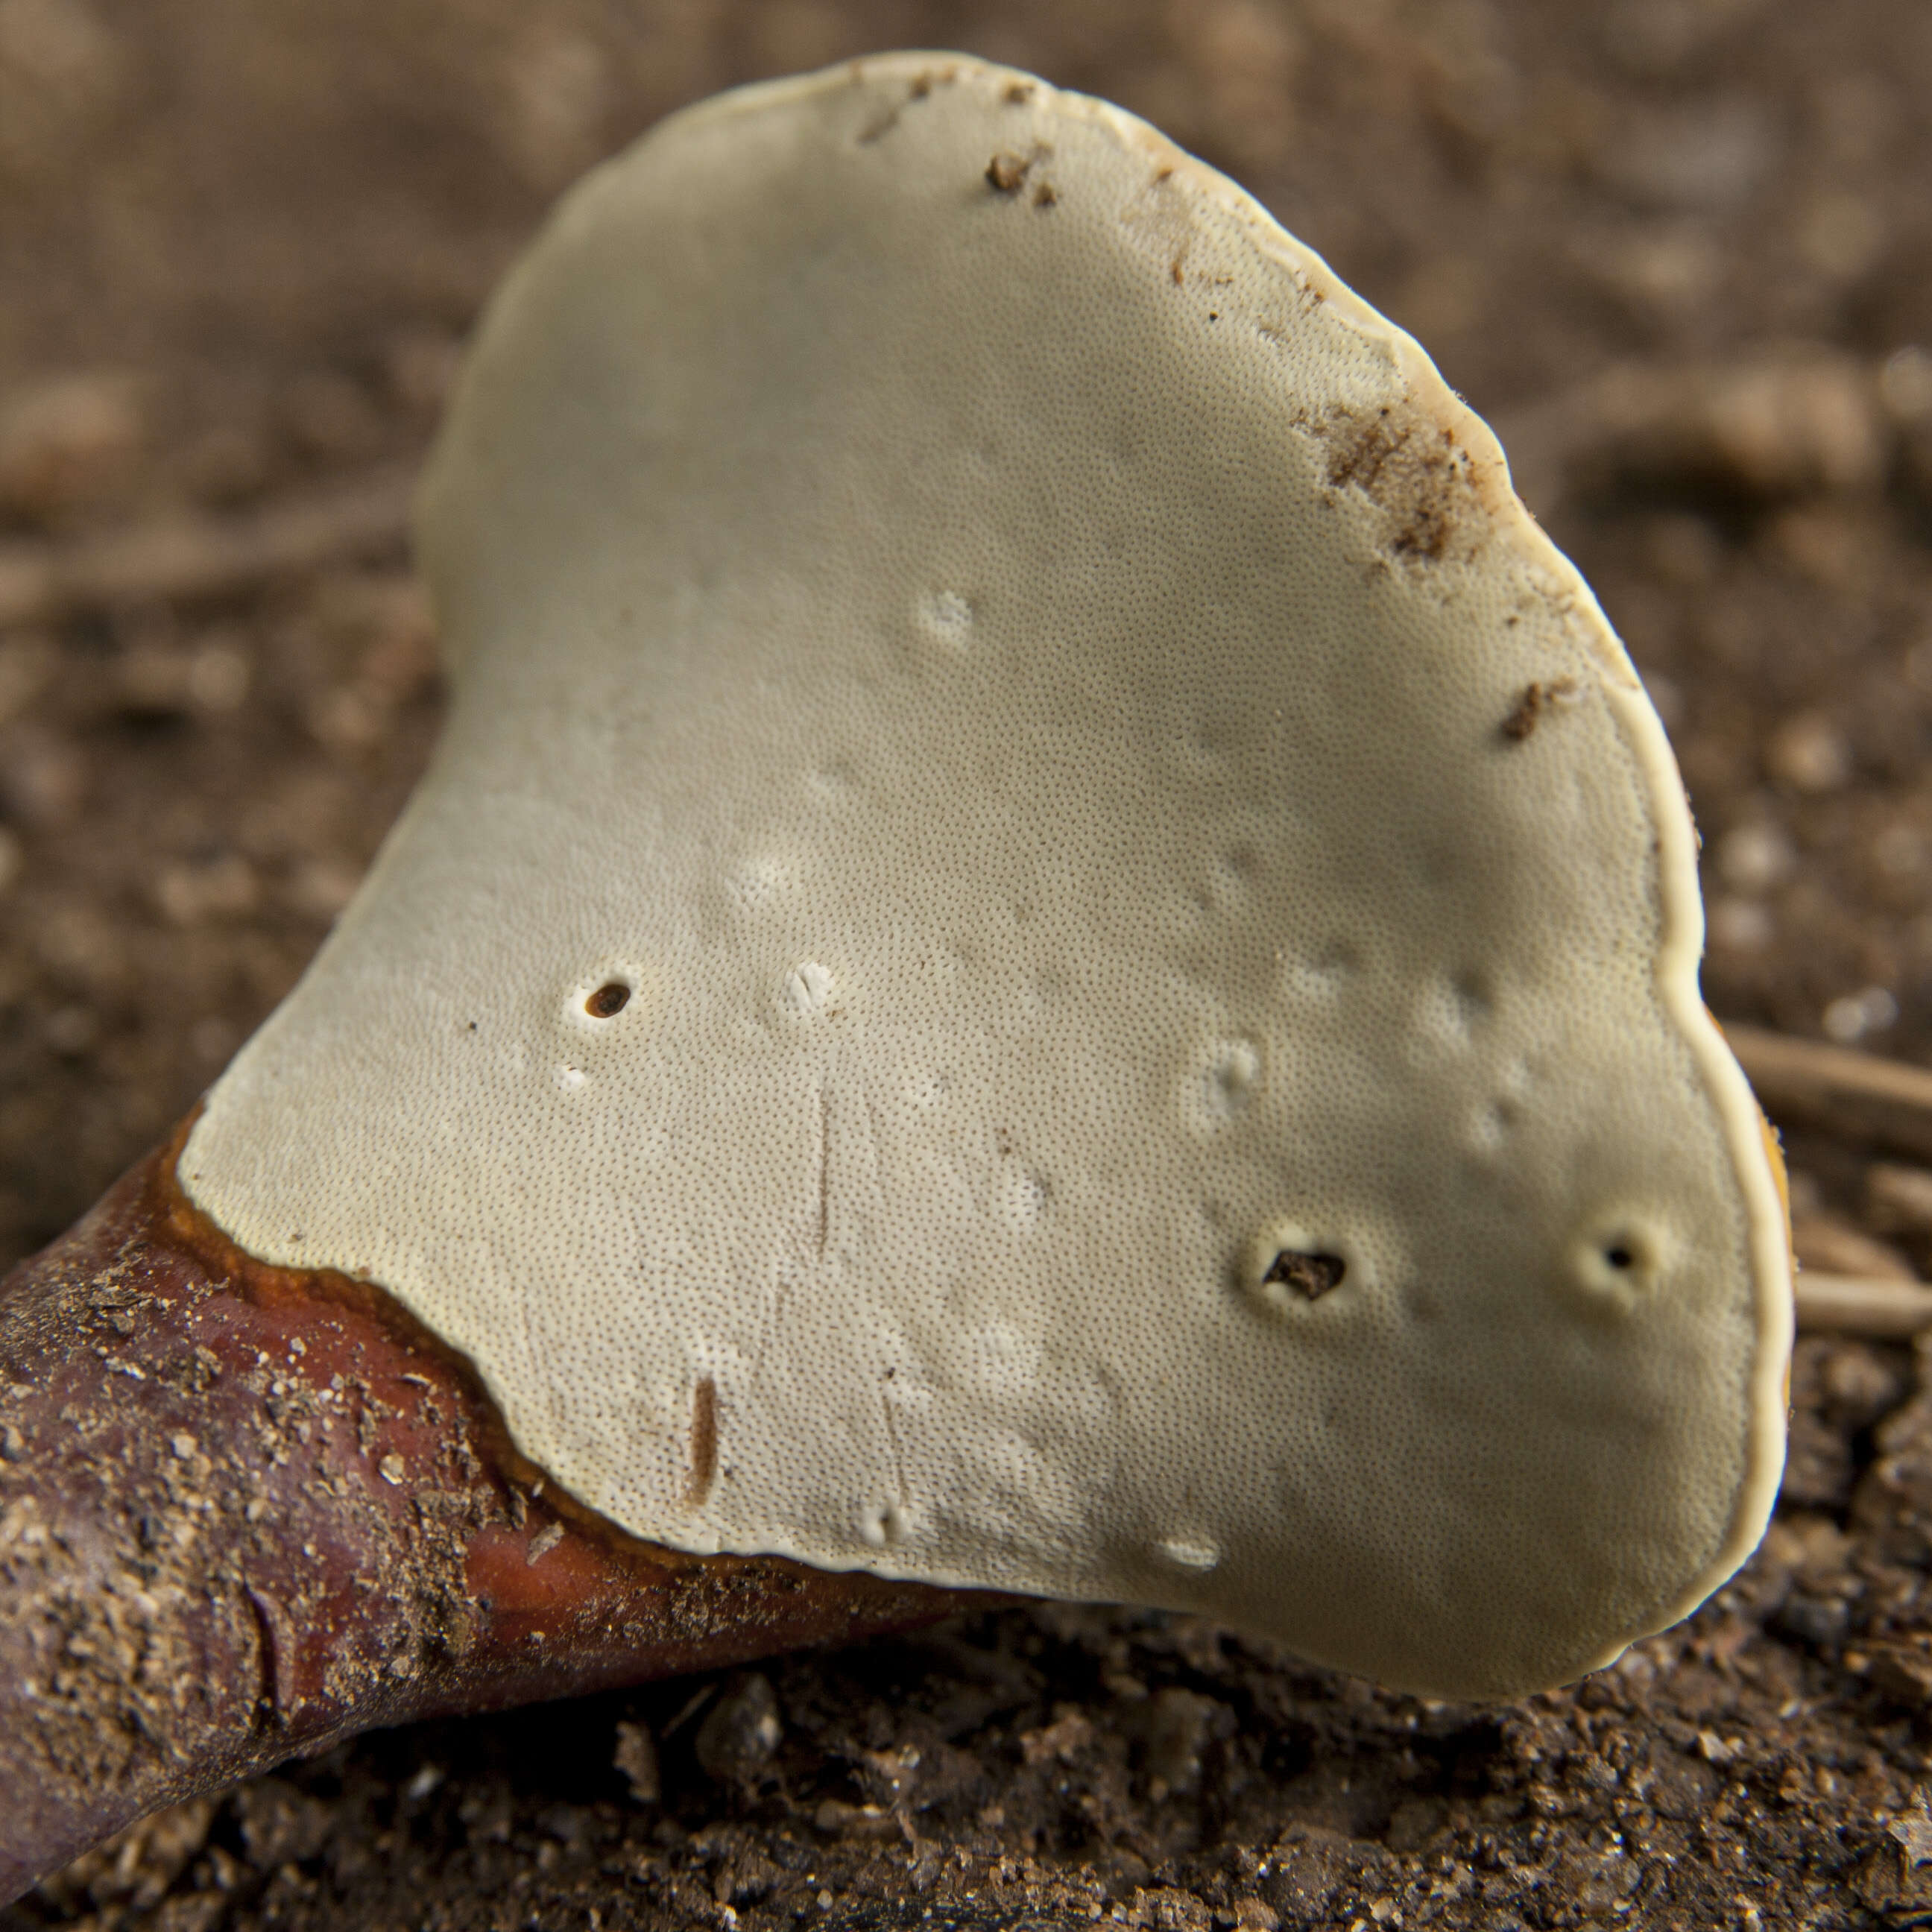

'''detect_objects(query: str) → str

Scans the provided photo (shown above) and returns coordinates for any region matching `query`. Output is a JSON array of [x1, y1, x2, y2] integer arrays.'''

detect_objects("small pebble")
[[695, 1671, 783, 1783], [613, 1720, 659, 1805]]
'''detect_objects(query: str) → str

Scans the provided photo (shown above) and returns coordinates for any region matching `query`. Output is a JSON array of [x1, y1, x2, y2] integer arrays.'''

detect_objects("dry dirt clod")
[[613, 1718, 660, 1804], [0, 370, 145, 527], [694, 1671, 784, 1783], [1128, 1686, 1228, 1799], [230, 1779, 332, 1871], [985, 150, 1030, 192], [30, 1796, 214, 1916]]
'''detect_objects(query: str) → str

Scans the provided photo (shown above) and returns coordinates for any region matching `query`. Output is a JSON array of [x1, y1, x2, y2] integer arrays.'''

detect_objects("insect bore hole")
[[1263, 1248, 1346, 1301], [1603, 1242, 1635, 1272], [586, 981, 632, 1019]]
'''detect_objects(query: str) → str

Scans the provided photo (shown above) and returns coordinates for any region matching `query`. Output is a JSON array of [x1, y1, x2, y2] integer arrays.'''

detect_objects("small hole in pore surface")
[[1263, 1249, 1346, 1301], [1603, 1243, 1635, 1272], [585, 981, 631, 1019]]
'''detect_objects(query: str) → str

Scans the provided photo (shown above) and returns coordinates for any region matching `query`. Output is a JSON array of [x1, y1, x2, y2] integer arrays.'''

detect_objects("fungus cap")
[[181, 54, 1790, 1699]]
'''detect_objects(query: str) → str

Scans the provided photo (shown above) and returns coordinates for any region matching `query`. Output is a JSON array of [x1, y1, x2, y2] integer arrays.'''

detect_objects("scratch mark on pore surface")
[[881, 1377, 910, 1514], [854, 69, 935, 146], [817, 1082, 832, 1259], [686, 1376, 718, 1508]]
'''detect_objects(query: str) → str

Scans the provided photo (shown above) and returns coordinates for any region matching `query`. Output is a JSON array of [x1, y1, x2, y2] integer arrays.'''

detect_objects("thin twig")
[[1795, 1272, 1932, 1339], [1869, 1161, 1932, 1238], [1712, 1026, 1932, 1333], [1726, 1023, 1932, 1164], [0, 462, 416, 630]]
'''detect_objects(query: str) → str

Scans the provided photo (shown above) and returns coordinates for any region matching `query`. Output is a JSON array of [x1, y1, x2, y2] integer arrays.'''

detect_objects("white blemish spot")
[[1417, 972, 1489, 1049], [555, 1064, 587, 1090], [918, 587, 974, 646], [1001, 1166, 1049, 1230], [962, 1322, 1043, 1398], [1288, 945, 1356, 1000], [1158, 1536, 1220, 1572], [860, 1501, 914, 1547], [783, 961, 837, 1016], [730, 855, 794, 909], [1202, 1038, 1261, 1122]]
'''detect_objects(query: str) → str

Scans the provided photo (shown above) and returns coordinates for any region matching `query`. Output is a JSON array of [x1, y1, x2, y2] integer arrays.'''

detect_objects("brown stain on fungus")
[[1310, 398, 1486, 566], [686, 1375, 719, 1507], [1502, 677, 1580, 744]]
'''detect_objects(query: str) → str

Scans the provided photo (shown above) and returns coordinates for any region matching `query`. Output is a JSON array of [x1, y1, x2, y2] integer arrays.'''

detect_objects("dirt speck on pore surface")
[[1313, 400, 1484, 565]]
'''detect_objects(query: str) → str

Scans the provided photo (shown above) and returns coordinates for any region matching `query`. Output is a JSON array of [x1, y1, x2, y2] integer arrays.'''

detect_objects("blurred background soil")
[[4, 1, 1932, 1928]]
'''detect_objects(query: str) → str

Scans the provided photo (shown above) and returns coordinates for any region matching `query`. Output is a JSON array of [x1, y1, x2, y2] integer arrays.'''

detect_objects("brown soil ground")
[[4, 1, 1932, 1927]]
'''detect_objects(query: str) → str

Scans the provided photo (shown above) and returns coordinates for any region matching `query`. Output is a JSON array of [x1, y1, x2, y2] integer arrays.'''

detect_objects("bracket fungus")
[[0, 53, 1790, 1893]]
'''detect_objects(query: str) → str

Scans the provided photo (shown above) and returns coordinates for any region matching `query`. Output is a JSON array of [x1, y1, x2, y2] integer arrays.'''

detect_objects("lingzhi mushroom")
[[0, 52, 1792, 1897]]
